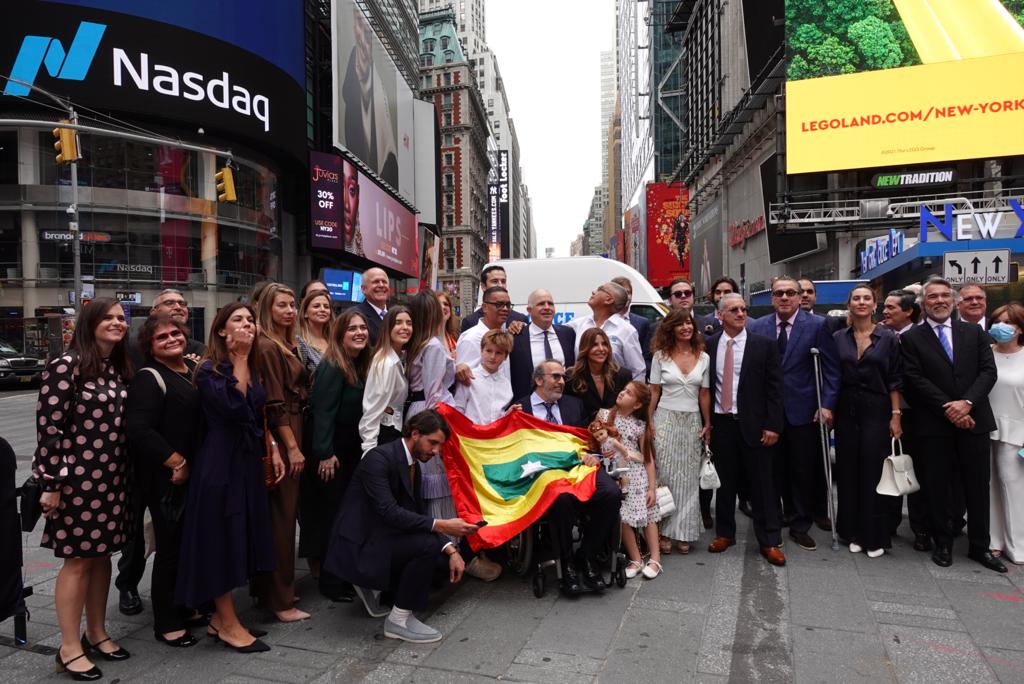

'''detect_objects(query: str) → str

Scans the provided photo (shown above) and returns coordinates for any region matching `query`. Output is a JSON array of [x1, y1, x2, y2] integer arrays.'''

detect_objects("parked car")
[[0, 341, 46, 387]]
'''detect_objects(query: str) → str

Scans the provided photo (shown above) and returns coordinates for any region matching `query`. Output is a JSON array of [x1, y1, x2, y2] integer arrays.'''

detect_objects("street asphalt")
[[2, 388, 1023, 683]]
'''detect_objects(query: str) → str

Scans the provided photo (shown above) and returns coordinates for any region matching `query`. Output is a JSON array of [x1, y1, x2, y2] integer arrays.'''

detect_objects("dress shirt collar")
[[530, 391, 555, 410], [775, 310, 798, 328], [529, 322, 554, 336], [928, 317, 951, 332], [369, 301, 387, 318], [401, 438, 414, 466], [722, 328, 747, 344], [897, 323, 913, 335]]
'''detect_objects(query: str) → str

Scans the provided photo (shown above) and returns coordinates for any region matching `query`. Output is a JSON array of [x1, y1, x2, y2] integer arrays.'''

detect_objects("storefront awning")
[[751, 280, 867, 307], [859, 237, 1024, 281]]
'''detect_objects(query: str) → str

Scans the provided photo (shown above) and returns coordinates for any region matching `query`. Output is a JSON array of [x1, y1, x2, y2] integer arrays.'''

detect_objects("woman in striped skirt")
[[649, 310, 711, 554]]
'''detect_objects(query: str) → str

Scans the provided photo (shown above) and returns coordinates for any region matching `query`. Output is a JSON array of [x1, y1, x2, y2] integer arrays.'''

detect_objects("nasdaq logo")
[[4, 22, 106, 96]]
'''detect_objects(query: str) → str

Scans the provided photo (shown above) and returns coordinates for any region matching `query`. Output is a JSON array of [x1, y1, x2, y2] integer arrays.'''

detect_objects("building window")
[[443, 72, 452, 86], [444, 153, 454, 166], [423, 39, 436, 52], [443, 133, 453, 145], [421, 54, 434, 67], [444, 51, 454, 64], [445, 192, 454, 207], [441, 36, 449, 50], [443, 112, 452, 126], [444, 173, 454, 189], [442, 92, 452, 106], [445, 213, 454, 227]]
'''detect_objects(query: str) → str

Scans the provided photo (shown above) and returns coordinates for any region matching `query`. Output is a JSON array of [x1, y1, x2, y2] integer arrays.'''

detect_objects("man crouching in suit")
[[511, 360, 622, 596], [705, 293, 787, 567], [323, 410, 481, 643]]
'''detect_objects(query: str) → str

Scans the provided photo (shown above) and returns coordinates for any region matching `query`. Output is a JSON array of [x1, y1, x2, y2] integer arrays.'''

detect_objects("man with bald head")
[[570, 282, 645, 381], [509, 289, 577, 400], [356, 267, 390, 345]]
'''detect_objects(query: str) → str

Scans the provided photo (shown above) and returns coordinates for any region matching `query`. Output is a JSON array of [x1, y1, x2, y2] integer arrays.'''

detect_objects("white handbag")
[[699, 442, 721, 490], [655, 486, 676, 517], [876, 438, 921, 496]]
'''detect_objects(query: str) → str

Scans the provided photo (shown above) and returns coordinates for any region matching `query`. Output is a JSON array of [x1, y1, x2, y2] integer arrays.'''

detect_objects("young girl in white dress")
[[598, 381, 662, 579]]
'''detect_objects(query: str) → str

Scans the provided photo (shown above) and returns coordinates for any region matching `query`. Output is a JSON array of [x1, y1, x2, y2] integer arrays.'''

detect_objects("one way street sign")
[[943, 249, 1010, 285]]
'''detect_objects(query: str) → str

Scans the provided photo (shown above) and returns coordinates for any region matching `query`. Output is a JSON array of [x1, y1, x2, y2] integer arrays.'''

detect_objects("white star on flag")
[[520, 460, 547, 478]]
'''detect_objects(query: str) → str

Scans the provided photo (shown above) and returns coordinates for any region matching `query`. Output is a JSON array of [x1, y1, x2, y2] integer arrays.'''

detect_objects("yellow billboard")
[[786, 0, 1024, 174]]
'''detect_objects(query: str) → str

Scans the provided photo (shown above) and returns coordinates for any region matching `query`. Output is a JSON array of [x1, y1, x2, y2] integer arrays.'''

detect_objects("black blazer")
[[512, 393, 588, 429], [355, 300, 385, 347], [565, 367, 632, 425], [324, 438, 441, 590], [900, 319, 997, 436], [706, 331, 784, 447], [509, 324, 576, 401], [460, 307, 529, 333], [697, 312, 722, 337], [628, 312, 653, 377]]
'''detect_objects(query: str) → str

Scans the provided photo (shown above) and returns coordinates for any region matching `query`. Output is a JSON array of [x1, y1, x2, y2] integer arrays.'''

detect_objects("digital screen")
[[323, 268, 355, 302], [785, 0, 1024, 173]]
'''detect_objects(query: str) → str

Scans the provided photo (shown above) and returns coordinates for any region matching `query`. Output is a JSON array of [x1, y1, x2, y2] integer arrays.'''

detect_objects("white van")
[[492, 256, 669, 326]]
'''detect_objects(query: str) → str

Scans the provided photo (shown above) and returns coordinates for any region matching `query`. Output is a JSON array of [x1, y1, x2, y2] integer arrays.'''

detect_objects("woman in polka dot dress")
[[32, 297, 132, 679]]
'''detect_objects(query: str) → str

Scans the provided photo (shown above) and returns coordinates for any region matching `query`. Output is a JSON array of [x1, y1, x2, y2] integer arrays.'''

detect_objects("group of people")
[[26, 262, 1024, 677]]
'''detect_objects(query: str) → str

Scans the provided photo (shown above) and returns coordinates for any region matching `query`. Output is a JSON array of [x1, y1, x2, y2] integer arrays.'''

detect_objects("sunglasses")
[[772, 289, 798, 298], [671, 290, 694, 299], [484, 300, 512, 309], [724, 306, 748, 314], [544, 373, 566, 381]]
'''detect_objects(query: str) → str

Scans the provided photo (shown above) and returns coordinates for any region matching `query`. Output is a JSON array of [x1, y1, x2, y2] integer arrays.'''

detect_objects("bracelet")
[[172, 461, 186, 472], [891, 410, 902, 415]]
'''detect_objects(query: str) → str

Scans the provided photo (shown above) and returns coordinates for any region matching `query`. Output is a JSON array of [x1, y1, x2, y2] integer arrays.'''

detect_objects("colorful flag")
[[436, 403, 599, 550]]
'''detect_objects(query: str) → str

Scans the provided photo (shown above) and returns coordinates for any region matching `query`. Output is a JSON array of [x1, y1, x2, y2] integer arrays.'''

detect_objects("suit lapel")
[[951, 320, 965, 367], [393, 441, 415, 501], [783, 312, 805, 365], [921, 320, 954, 366], [707, 333, 720, 399]]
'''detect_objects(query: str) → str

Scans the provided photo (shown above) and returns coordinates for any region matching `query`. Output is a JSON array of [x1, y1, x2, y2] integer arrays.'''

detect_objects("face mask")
[[989, 322, 1018, 343]]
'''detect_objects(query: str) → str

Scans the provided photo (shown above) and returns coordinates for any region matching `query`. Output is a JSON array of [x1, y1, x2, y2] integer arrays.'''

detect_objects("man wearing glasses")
[[460, 265, 529, 333], [748, 277, 839, 552], [956, 285, 988, 330], [512, 360, 620, 596], [120, 288, 206, 616], [570, 281, 646, 381], [698, 277, 739, 336], [455, 286, 514, 384], [667, 278, 696, 314]]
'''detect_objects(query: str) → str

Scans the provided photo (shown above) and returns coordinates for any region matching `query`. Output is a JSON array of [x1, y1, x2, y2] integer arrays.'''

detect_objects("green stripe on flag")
[[482, 451, 581, 500]]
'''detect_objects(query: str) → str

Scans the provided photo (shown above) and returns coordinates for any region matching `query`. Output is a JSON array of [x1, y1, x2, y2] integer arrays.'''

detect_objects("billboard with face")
[[646, 182, 690, 287], [785, 0, 1024, 174], [332, 0, 415, 202]]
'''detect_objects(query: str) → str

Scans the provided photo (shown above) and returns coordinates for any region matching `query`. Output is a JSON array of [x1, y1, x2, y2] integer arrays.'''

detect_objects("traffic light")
[[52, 122, 79, 165], [215, 166, 236, 203]]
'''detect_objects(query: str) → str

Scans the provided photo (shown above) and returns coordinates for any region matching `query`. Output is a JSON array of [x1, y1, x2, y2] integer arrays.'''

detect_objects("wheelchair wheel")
[[531, 571, 546, 598], [615, 554, 628, 588], [505, 527, 534, 577]]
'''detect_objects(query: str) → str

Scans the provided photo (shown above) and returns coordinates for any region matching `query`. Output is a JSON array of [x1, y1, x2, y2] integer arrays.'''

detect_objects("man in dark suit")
[[512, 360, 621, 596], [611, 277, 651, 377], [748, 277, 840, 551], [460, 265, 529, 333], [324, 410, 481, 642], [697, 276, 738, 337], [900, 277, 1005, 573], [509, 289, 576, 400], [706, 293, 786, 566], [355, 267, 390, 346]]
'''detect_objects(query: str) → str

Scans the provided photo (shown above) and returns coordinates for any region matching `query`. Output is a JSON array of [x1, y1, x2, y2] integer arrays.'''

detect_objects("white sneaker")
[[866, 548, 884, 558], [849, 543, 863, 553]]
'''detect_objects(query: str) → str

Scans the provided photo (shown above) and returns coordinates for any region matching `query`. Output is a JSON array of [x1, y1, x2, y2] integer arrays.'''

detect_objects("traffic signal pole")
[[69, 107, 81, 313]]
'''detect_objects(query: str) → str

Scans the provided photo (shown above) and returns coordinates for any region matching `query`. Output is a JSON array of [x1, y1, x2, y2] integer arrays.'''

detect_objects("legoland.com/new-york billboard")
[[785, 0, 1024, 174]]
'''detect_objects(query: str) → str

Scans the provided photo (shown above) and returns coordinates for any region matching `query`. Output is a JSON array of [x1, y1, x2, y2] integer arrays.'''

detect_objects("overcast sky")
[[486, 0, 615, 257]]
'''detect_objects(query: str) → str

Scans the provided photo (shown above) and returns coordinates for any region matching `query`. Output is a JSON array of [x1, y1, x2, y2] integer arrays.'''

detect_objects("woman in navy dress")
[[176, 303, 283, 653], [833, 285, 903, 558]]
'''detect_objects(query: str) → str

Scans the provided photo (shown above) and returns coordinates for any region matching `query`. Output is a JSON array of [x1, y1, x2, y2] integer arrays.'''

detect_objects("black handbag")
[[159, 483, 188, 524], [18, 476, 43, 533]]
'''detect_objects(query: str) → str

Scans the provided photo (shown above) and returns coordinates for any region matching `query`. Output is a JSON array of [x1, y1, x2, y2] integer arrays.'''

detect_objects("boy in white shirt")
[[453, 329, 514, 424]]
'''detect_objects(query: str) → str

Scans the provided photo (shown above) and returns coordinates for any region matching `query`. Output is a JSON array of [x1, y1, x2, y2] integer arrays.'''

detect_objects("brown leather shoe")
[[760, 546, 786, 566], [707, 537, 736, 553]]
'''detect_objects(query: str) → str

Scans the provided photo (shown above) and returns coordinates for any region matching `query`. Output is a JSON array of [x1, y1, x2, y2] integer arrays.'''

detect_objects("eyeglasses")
[[158, 298, 188, 308], [670, 290, 694, 299], [800, 289, 815, 295], [724, 306, 748, 314], [484, 300, 512, 309], [544, 373, 566, 381], [961, 295, 986, 302], [772, 289, 798, 298]]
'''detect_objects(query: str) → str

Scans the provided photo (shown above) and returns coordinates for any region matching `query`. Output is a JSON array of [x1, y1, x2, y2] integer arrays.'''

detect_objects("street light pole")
[[68, 106, 81, 313]]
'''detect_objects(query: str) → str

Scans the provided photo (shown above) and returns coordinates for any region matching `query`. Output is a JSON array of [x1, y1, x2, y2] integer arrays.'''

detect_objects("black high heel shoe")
[[206, 624, 267, 641], [205, 624, 270, 653], [55, 650, 102, 681], [154, 630, 200, 648], [80, 635, 131, 661]]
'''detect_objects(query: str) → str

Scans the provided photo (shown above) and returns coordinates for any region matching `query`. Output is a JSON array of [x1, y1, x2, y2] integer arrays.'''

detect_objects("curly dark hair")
[[650, 309, 704, 358], [136, 314, 190, 363]]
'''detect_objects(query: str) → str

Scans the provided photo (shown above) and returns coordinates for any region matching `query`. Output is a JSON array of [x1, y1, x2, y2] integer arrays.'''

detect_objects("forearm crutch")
[[810, 347, 840, 551]]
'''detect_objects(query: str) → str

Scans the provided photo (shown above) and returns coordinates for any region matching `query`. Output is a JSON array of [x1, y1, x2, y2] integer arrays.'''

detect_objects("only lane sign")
[[943, 249, 1010, 285]]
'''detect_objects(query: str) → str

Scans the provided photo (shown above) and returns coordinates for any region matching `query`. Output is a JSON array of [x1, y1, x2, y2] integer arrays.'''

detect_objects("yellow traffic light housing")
[[53, 122, 79, 165], [215, 166, 237, 203]]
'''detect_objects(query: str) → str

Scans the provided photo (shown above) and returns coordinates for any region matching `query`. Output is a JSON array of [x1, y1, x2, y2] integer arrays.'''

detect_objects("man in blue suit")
[[611, 277, 651, 378], [509, 289, 576, 401], [748, 277, 839, 551]]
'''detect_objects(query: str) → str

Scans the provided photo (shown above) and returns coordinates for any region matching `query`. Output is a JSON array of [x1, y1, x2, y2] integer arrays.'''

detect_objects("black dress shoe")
[[155, 630, 200, 648], [814, 516, 833, 532], [119, 589, 143, 616], [55, 651, 102, 681], [558, 564, 583, 597], [81, 634, 131, 661], [701, 513, 714, 530], [967, 549, 1008, 574], [575, 556, 604, 591], [789, 530, 817, 551], [913, 534, 933, 552], [932, 546, 953, 567], [738, 500, 754, 518]]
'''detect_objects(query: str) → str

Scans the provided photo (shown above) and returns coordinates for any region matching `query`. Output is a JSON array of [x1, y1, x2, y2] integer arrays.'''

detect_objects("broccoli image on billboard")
[[785, 0, 1024, 174]]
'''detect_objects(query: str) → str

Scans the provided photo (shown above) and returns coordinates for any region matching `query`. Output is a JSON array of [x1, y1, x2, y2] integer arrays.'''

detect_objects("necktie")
[[380, 309, 387, 320], [937, 324, 953, 362], [721, 339, 735, 413], [543, 402, 558, 424], [408, 463, 416, 491], [542, 329, 554, 361], [778, 319, 789, 357]]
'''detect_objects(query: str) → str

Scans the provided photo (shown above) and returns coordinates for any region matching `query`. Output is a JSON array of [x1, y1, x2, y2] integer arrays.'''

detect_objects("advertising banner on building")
[[488, 182, 501, 262], [785, 0, 1024, 174], [645, 182, 690, 287], [690, 198, 722, 298], [498, 150, 511, 259], [1, 2, 305, 158], [419, 228, 439, 292], [310, 151, 343, 250], [331, 0, 415, 202]]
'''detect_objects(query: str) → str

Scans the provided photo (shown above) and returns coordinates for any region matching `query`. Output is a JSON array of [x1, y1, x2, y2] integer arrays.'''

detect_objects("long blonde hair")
[[298, 288, 332, 341], [256, 283, 297, 355]]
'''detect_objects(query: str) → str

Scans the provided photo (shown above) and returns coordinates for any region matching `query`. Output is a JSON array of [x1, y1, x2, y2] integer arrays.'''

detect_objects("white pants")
[[990, 440, 1024, 564]]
